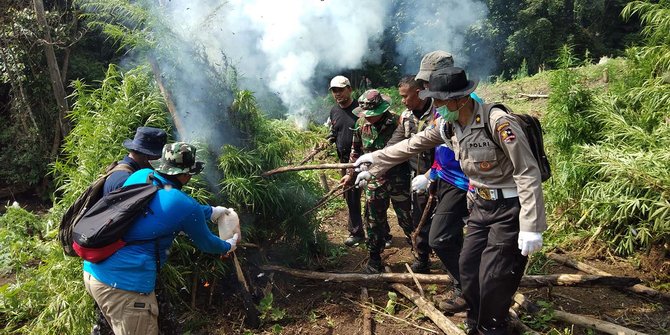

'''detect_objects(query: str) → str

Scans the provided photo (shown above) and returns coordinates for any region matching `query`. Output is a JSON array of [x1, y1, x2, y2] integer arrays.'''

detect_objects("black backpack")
[[71, 176, 161, 263], [483, 103, 552, 182], [59, 162, 135, 257]]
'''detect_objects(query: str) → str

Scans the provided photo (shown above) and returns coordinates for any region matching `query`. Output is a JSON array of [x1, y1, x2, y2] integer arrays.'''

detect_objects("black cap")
[[418, 67, 478, 100]]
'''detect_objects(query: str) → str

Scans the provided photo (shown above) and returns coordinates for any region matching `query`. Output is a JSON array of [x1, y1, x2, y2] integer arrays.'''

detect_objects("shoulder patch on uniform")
[[500, 127, 516, 143], [496, 121, 510, 132]]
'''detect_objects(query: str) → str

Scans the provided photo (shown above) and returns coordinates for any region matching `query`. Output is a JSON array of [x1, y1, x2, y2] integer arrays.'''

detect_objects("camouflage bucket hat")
[[150, 142, 205, 176], [358, 89, 390, 117]]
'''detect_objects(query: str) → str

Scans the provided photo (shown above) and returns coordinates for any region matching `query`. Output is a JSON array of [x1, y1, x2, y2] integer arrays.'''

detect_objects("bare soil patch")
[[199, 206, 668, 334]]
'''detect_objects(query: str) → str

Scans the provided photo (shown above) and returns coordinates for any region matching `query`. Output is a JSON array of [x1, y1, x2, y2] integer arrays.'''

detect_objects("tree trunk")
[[33, 0, 69, 136], [149, 56, 186, 138], [260, 265, 641, 288], [548, 253, 670, 303], [513, 293, 647, 335]]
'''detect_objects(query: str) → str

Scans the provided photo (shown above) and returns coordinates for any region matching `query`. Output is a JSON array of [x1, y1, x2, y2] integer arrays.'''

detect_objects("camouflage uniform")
[[387, 99, 439, 266], [348, 90, 412, 265]]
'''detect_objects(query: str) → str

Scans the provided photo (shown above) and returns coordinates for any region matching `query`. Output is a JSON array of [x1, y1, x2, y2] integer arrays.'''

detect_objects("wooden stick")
[[391, 283, 465, 335], [360, 288, 372, 335], [260, 265, 640, 287], [514, 293, 648, 335], [411, 191, 434, 257], [302, 186, 353, 217], [520, 274, 640, 287], [548, 253, 670, 303], [260, 264, 453, 284], [518, 93, 549, 99], [350, 298, 439, 334], [299, 143, 328, 165], [508, 308, 541, 335], [262, 163, 355, 177], [232, 253, 261, 328], [404, 263, 425, 297]]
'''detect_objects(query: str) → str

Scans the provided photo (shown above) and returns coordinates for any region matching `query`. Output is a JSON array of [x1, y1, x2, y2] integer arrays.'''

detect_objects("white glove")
[[225, 233, 239, 254], [354, 153, 374, 172], [355, 171, 372, 189], [518, 231, 543, 256], [411, 175, 430, 194], [210, 206, 230, 221]]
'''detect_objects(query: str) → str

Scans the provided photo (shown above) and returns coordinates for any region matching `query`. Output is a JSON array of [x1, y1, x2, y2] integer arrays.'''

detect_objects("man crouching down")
[[83, 142, 238, 335]]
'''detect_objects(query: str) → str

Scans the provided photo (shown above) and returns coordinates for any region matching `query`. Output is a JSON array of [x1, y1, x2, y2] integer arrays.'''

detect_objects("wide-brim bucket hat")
[[358, 89, 391, 117], [418, 67, 479, 100], [150, 142, 204, 176], [123, 127, 167, 157]]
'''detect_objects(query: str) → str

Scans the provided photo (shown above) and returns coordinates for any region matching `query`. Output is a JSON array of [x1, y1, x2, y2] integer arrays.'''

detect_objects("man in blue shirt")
[[84, 142, 238, 335]]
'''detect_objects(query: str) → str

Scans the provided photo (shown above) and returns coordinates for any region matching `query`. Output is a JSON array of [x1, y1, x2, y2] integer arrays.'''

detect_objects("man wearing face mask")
[[353, 67, 546, 334], [341, 89, 412, 273]]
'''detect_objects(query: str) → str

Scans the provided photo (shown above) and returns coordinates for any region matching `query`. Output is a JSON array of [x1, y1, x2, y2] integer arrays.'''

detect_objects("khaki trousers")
[[84, 272, 159, 335]]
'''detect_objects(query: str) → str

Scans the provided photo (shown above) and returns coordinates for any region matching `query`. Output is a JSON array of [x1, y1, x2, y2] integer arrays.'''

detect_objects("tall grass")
[[220, 90, 329, 260], [543, 1, 670, 254], [0, 64, 170, 335]]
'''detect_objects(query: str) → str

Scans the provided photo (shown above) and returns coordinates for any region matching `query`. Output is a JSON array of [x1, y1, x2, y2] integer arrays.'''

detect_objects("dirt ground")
[[202, 204, 669, 335]]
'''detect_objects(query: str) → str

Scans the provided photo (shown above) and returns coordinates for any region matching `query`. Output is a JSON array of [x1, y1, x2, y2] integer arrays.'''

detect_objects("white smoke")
[[393, 1, 489, 75], [154, 0, 487, 131]]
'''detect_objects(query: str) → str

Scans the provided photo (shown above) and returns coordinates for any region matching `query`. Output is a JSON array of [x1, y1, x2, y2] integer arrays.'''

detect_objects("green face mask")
[[436, 105, 459, 122]]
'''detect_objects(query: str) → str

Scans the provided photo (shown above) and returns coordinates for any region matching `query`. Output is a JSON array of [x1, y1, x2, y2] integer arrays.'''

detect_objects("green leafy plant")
[[259, 292, 287, 323]]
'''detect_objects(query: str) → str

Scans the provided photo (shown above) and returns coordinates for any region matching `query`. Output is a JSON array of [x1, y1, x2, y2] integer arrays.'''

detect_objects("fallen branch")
[[508, 308, 540, 335], [260, 265, 640, 288], [260, 264, 453, 284], [521, 274, 640, 288], [262, 163, 355, 177], [514, 293, 648, 335], [348, 298, 439, 334], [411, 191, 434, 258], [548, 253, 670, 303], [404, 263, 425, 297], [299, 143, 329, 165], [302, 185, 353, 217], [360, 288, 372, 335], [391, 283, 465, 334], [518, 93, 549, 99]]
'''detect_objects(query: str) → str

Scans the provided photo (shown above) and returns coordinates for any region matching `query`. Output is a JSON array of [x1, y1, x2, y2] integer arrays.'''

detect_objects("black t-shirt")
[[329, 100, 359, 162]]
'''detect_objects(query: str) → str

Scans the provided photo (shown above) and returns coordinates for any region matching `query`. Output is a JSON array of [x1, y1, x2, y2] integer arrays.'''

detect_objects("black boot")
[[410, 257, 431, 274]]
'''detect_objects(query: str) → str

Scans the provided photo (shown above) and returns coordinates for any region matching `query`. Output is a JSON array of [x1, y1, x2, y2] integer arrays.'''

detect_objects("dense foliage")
[[543, 1, 670, 254]]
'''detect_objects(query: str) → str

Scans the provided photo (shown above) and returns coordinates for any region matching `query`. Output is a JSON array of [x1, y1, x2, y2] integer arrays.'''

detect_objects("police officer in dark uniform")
[[353, 67, 546, 334]]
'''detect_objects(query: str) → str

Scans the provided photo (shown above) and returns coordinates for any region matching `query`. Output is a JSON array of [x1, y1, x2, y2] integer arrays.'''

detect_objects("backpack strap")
[[482, 103, 510, 150]]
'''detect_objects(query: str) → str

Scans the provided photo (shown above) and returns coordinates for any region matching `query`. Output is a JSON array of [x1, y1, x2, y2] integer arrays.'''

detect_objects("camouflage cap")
[[358, 89, 390, 117], [150, 142, 205, 176]]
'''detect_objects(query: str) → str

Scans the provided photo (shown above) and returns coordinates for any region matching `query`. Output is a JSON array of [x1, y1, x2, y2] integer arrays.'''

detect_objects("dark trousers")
[[340, 168, 364, 237], [428, 179, 467, 286], [459, 195, 527, 335], [411, 191, 433, 261]]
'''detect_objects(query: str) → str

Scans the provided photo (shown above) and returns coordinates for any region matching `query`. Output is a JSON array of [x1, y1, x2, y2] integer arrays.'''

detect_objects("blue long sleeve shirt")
[[83, 168, 231, 293]]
